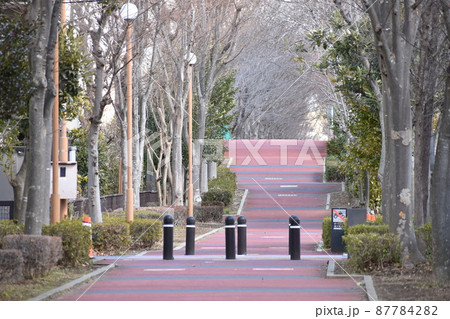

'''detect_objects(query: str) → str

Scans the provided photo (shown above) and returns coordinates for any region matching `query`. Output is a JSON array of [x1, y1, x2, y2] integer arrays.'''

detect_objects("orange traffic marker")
[[82, 216, 94, 258]]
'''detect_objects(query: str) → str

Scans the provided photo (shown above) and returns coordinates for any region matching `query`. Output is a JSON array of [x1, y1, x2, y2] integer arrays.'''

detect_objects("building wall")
[[0, 167, 13, 201]]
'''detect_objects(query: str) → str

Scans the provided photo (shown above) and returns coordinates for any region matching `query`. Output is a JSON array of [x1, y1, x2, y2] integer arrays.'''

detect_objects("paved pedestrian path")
[[57, 140, 367, 301]]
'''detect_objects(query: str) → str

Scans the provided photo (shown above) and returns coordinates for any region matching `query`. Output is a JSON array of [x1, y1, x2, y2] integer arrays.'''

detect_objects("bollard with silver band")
[[225, 215, 236, 260], [185, 216, 195, 255], [163, 214, 174, 260], [289, 215, 301, 260], [237, 215, 247, 255]]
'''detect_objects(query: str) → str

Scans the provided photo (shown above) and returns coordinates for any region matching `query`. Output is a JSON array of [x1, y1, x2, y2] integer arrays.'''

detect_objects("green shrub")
[[346, 224, 389, 235], [325, 156, 345, 182], [93, 215, 163, 253], [194, 206, 224, 223], [322, 216, 331, 249], [43, 220, 91, 266], [202, 189, 233, 207], [92, 218, 131, 254], [343, 233, 401, 272], [0, 220, 24, 248], [200, 166, 237, 207], [371, 214, 384, 225], [2, 235, 62, 279], [326, 136, 346, 159], [129, 219, 162, 249], [135, 210, 164, 220], [208, 167, 237, 194], [415, 222, 432, 263]]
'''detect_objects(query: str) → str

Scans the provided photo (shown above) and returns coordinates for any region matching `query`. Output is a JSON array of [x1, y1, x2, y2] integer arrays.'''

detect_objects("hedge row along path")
[[58, 140, 368, 301]]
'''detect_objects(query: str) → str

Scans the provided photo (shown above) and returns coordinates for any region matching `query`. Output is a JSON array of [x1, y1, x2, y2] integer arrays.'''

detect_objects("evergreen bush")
[[202, 189, 233, 207], [0, 220, 24, 248], [415, 222, 432, 263], [92, 218, 131, 254], [326, 136, 346, 159], [324, 156, 345, 182], [346, 224, 389, 235], [208, 167, 237, 195], [129, 219, 162, 249], [343, 232, 400, 272], [322, 216, 331, 249], [43, 220, 91, 266]]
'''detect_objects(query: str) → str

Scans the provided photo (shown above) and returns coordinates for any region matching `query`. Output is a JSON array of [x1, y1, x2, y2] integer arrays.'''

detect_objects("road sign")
[[331, 208, 347, 253], [332, 208, 347, 230]]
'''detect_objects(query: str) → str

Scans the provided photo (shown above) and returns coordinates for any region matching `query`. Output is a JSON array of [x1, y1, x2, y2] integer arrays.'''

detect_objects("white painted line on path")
[[144, 269, 185, 272], [227, 157, 233, 168], [252, 268, 294, 271], [326, 193, 331, 210], [261, 236, 286, 239], [237, 188, 249, 216]]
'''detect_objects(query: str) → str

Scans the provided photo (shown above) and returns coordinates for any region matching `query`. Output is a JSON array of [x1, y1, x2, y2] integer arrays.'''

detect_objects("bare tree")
[[231, 0, 334, 139], [146, 87, 173, 206], [72, 2, 125, 222], [188, 0, 248, 202], [155, 0, 196, 206]]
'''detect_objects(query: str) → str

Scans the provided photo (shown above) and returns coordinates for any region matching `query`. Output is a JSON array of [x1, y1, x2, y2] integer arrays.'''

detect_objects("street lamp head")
[[120, 3, 138, 21], [185, 52, 197, 66]]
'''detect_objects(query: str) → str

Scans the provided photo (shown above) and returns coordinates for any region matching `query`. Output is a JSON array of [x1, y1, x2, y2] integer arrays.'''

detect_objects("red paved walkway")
[[58, 140, 367, 301]]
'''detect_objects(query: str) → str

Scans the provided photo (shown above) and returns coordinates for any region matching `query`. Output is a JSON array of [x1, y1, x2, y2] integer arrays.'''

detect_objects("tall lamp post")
[[187, 52, 197, 217], [120, 2, 138, 222]]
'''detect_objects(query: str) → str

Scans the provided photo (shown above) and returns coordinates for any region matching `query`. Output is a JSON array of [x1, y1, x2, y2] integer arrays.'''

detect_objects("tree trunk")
[[87, 120, 102, 223], [195, 96, 208, 201], [363, 0, 424, 265], [87, 24, 107, 223], [24, 0, 61, 235], [172, 109, 184, 206], [413, 1, 440, 227], [12, 150, 28, 224], [429, 0, 450, 282], [430, 64, 450, 281]]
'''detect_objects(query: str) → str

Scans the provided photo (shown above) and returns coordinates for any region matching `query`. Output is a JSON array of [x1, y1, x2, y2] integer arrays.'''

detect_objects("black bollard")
[[225, 215, 236, 259], [237, 215, 247, 255], [163, 214, 174, 260], [289, 215, 301, 260], [185, 216, 195, 255]]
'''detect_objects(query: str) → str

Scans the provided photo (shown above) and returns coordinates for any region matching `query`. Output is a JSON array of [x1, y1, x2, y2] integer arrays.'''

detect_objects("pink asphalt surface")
[[58, 140, 367, 301]]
